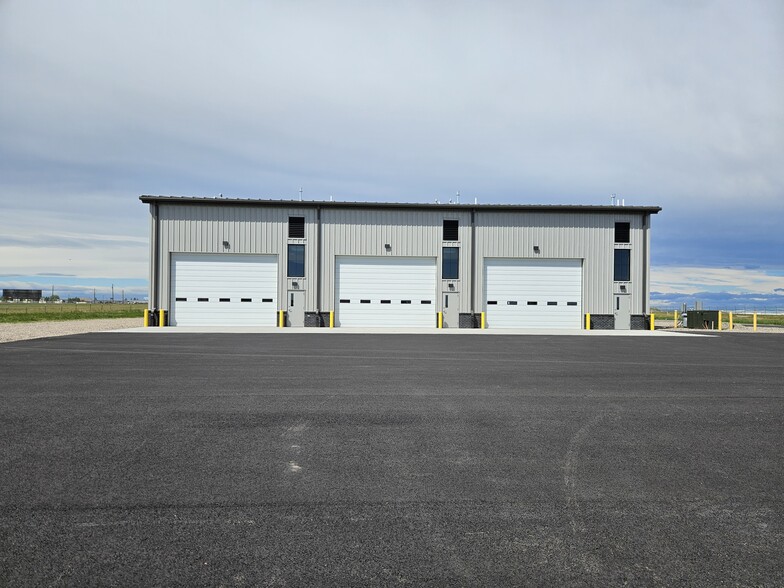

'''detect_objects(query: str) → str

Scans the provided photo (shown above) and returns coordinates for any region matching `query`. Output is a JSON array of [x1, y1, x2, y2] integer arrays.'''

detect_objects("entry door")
[[287, 290, 305, 327], [442, 292, 459, 328], [614, 293, 631, 330]]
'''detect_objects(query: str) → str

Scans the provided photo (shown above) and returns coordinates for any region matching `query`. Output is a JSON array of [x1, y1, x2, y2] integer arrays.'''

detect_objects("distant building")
[[2, 289, 43, 302]]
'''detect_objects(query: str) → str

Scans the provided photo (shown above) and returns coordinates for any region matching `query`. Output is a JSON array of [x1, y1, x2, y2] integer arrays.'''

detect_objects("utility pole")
[[111, 284, 114, 303]]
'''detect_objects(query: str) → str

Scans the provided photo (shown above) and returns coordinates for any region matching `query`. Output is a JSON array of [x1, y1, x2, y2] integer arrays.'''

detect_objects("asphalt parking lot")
[[1, 332, 782, 586]]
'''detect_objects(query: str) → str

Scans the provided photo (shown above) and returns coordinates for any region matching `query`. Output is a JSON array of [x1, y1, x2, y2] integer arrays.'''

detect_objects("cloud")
[[0, 0, 782, 283], [651, 266, 784, 295]]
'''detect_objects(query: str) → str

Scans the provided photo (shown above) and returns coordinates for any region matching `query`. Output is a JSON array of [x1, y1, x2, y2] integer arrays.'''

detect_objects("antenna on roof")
[[610, 193, 616, 206], [456, 191, 460, 204], [299, 187, 303, 201]]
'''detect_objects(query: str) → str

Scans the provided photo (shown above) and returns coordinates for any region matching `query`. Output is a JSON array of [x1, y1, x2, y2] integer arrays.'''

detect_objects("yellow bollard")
[[650, 313, 655, 331], [278, 310, 284, 328], [729, 312, 733, 330], [437, 312, 443, 329], [480, 312, 486, 329], [585, 313, 591, 330], [718, 311, 722, 331], [673, 309, 678, 329], [144, 309, 150, 327], [329, 311, 334, 328], [158, 308, 165, 327], [753, 313, 757, 332]]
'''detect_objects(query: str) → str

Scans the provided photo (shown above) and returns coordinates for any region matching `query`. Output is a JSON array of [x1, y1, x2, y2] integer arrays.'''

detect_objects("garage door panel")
[[336, 257, 436, 327], [171, 254, 278, 327], [485, 258, 582, 329]]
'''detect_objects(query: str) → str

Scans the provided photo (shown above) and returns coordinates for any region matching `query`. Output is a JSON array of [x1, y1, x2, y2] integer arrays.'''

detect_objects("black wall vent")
[[289, 216, 305, 238], [615, 222, 630, 243], [443, 220, 459, 241]]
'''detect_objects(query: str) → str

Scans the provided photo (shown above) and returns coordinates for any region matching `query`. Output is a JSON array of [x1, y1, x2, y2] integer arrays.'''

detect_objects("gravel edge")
[[0, 318, 143, 344]]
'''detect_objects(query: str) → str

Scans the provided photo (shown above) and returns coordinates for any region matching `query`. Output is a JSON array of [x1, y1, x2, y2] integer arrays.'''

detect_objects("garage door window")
[[288, 244, 305, 277], [614, 249, 630, 281], [442, 247, 459, 279]]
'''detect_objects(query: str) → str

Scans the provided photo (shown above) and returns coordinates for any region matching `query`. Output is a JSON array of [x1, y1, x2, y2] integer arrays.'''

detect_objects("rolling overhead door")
[[170, 254, 278, 326], [484, 258, 582, 329], [336, 257, 437, 327]]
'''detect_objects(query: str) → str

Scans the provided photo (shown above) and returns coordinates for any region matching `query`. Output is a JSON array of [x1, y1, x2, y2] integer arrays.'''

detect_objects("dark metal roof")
[[139, 195, 661, 214]]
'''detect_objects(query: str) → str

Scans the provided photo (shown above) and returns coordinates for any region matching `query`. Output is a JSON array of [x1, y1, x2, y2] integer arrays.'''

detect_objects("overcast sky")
[[1, 1, 782, 303]]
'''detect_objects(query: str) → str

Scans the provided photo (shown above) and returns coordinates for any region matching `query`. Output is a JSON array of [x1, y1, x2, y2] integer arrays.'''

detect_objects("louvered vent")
[[443, 220, 459, 241], [289, 216, 305, 238]]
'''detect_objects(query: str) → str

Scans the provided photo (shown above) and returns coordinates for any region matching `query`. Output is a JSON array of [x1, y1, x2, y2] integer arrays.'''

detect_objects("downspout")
[[316, 205, 322, 320], [152, 202, 160, 309], [470, 208, 476, 316], [642, 213, 648, 316]]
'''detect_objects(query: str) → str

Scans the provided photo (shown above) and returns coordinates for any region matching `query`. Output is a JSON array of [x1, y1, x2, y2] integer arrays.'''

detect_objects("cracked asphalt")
[[1, 332, 782, 586]]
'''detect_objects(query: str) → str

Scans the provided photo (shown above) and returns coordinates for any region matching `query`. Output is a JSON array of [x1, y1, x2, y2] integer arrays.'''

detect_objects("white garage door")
[[336, 257, 437, 327], [170, 254, 278, 326], [484, 258, 582, 329]]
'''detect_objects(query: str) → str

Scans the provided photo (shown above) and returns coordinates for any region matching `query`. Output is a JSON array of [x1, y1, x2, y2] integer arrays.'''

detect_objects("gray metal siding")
[[475, 212, 646, 315], [148, 200, 654, 320], [320, 209, 472, 313], [156, 204, 319, 311]]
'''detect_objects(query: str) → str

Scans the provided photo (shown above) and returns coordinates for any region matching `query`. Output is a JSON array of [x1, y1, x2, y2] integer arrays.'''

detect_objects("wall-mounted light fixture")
[[292, 281, 299, 289], [448, 283, 455, 291], [533, 245, 540, 254], [222, 240, 230, 249], [384, 243, 392, 251], [620, 285, 627, 293]]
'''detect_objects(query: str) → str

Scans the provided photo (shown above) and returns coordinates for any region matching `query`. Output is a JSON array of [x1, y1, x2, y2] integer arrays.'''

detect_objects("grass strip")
[[0, 309, 143, 323]]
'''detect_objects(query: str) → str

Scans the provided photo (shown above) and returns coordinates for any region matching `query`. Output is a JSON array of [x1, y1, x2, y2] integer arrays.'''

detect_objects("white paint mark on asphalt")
[[282, 422, 309, 438], [287, 461, 302, 473]]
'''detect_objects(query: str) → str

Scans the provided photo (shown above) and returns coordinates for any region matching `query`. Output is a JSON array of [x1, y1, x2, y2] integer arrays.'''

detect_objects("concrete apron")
[[115, 326, 710, 337]]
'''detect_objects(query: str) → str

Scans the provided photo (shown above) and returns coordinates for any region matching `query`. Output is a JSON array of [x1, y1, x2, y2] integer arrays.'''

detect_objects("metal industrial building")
[[141, 196, 661, 329], [2, 289, 43, 302]]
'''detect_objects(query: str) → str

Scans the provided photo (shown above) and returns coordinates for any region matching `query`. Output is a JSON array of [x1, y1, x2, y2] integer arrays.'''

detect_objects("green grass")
[[731, 314, 784, 326], [0, 303, 145, 323], [651, 309, 784, 327]]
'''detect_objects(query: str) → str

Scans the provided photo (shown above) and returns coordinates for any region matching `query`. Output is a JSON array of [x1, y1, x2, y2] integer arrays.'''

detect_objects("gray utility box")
[[686, 310, 720, 329]]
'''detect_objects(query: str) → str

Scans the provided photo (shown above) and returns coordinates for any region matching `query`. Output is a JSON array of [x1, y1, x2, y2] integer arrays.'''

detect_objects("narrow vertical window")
[[614, 222, 630, 243], [288, 244, 305, 277], [442, 247, 459, 279], [614, 249, 631, 281], [443, 220, 459, 241], [288, 216, 305, 238]]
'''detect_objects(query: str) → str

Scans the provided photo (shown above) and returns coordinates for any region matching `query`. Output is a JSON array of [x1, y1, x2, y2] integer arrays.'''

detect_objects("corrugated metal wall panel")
[[156, 204, 320, 311], [150, 202, 651, 319], [475, 211, 646, 315], [320, 209, 473, 313]]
